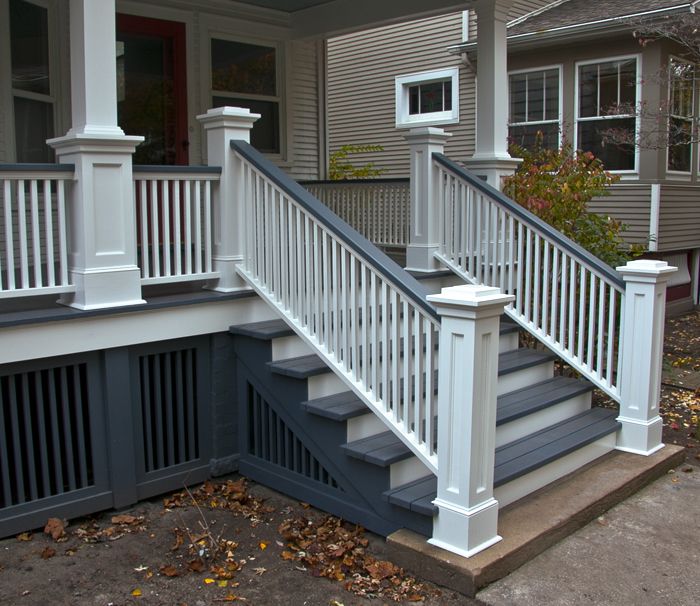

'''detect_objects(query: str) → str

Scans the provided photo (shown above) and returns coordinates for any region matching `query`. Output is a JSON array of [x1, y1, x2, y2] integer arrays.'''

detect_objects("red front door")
[[116, 14, 188, 165]]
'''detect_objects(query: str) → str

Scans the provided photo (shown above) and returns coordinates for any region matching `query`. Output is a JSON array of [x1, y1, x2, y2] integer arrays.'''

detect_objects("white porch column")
[[48, 0, 144, 309], [616, 260, 676, 455], [426, 284, 514, 558], [465, 0, 520, 190], [197, 107, 260, 292], [404, 127, 451, 273]]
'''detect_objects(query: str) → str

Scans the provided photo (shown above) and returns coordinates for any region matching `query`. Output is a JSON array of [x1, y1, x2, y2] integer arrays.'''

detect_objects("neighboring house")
[[0, 0, 679, 584], [327, 0, 700, 313]]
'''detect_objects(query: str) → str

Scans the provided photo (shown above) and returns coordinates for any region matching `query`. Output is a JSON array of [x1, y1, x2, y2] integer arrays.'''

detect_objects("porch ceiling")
[[231, 0, 474, 38]]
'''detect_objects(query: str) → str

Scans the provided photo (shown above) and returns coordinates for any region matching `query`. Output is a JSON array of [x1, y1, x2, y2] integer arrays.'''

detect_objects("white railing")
[[133, 167, 221, 285], [302, 179, 410, 247], [433, 154, 625, 401], [0, 164, 74, 298], [232, 141, 440, 471]]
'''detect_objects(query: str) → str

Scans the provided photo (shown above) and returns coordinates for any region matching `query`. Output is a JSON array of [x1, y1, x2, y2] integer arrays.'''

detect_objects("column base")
[[429, 497, 501, 558], [59, 266, 145, 310], [204, 257, 253, 293], [462, 156, 522, 191], [615, 415, 664, 456], [405, 245, 442, 273]]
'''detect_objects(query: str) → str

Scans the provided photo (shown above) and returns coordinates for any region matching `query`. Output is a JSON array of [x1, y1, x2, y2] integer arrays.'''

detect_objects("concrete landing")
[[386, 444, 686, 597]]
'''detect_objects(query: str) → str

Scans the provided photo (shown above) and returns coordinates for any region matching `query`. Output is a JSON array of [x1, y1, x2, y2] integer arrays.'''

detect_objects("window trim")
[[207, 31, 285, 158], [666, 55, 695, 176], [574, 53, 642, 175], [507, 64, 563, 149], [395, 67, 459, 128]]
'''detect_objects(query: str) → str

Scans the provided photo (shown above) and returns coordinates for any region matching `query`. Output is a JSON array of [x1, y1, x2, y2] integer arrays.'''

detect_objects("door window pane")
[[211, 40, 276, 96]]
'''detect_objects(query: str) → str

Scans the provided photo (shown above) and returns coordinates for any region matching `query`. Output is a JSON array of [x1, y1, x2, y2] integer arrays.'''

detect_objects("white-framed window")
[[508, 65, 561, 151], [4, 0, 57, 162], [210, 36, 282, 154], [667, 57, 694, 173], [395, 68, 459, 128], [575, 55, 640, 172]]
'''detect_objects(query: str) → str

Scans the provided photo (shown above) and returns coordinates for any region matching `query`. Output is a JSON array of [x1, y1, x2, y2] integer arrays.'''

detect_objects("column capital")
[[403, 127, 452, 146]]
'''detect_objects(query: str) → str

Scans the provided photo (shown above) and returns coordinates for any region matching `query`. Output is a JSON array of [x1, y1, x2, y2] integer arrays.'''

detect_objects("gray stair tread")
[[500, 318, 520, 335], [301, 391, 367, 420], [230, 319, 294, 339], [498, 348, 556, 376], [385, 475, 438, 516], [267, 354, 329, 378], [383, 408, 619, 517], [494, 408, 620, 486], [341, 431, 412, 466], [496, 376, 593, 425]]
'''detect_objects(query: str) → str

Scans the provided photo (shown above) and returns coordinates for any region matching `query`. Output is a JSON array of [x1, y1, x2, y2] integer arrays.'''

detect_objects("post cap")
[[427, 284, 514, 308], [616, 259, 677, 278], [196, 106, 261, 128]]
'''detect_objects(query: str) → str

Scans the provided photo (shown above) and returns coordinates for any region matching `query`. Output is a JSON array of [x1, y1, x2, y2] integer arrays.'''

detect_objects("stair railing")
[[432, 153, 626, 401], [231, 140, 441, 471]]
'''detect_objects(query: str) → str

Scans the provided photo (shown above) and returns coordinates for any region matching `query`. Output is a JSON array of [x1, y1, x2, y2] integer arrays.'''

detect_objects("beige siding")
[[658, 185, 700, 252], [589, 184, 651, 247]]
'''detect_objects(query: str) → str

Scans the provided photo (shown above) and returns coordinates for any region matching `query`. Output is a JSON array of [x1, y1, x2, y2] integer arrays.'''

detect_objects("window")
[[667, 58, 694, 173], [210, 38, 280, 154], [508, 67, 560, 151], [9, 0, 55, 162], [395, 68, 459, 128], [576, 56, 639, 171]]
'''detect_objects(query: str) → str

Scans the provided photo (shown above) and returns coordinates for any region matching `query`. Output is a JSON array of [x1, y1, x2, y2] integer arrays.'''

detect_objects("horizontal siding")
[[589, 184, 651, 246], [658, 184, 700, 251]]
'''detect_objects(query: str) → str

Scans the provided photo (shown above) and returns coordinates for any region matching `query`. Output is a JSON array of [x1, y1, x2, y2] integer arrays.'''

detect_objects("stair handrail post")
[[404, 127, 451, 273], [197, 106, 260, 291], [427, 284, 514, 558], [616, 259, 677, 455]]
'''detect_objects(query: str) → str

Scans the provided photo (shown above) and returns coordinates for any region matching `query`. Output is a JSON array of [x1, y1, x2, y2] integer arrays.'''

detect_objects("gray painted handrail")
[[133, 165, 222, 174], [231, 139, 437, 319], [299, 177, 409, 185], [0, 163, 74, 172], [433, 153, 626, 291]]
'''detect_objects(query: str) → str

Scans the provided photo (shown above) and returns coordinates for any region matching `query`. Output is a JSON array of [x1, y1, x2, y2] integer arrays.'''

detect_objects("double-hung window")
[[211, 38, 281, 154], [576, 56, 639, 171], [508, 67, 561, 150], [667, 57, 694, 173], [395, 68, 459, 128]]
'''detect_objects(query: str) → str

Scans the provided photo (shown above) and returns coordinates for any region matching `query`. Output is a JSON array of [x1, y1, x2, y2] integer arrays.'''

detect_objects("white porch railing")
[[432, 153, 626, 401], [133, 166, 221, 285], [0, 164, 74, 298], [302, 179, 410, 247], [232, 141, 440, 471]]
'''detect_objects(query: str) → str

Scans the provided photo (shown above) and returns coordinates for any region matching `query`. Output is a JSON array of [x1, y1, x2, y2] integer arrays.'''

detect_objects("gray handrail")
[[231, 139, 437, 319], [433, 153, 626, 291], [299, 177, 409, 185], [0, 163, 74, 172], [133, 165, 222, 175]]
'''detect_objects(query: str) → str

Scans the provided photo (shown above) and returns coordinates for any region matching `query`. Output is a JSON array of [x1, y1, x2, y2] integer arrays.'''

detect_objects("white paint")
[[497, 361, 554, 396], [394, 68, 460, 129], [346, 412, 385, 442], [271, 334, 313, 361], [390, 457, 430, 489], [306, 372, 346, 399], [649, 183, 660, 252]]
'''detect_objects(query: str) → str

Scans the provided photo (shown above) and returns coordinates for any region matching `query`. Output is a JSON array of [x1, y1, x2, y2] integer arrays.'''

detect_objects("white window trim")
[[206, 30, 286, 159], [507, 64, 563, 148], [666, 55, 694, 177], [573, 54, 642, 175], [395, 67, 459, 128]]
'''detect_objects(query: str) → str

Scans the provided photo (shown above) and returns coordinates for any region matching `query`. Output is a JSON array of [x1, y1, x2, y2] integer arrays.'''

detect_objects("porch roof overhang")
[[225, 0, 474, 38]]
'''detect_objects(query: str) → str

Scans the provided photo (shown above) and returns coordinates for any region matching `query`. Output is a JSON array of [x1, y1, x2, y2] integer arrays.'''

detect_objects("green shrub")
[[328, 144, 387, 180]]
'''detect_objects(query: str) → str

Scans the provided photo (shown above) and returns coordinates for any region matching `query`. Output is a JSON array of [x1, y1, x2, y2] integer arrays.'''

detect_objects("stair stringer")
[[237, 270, 438, 473], [232, 333, 432, 537]]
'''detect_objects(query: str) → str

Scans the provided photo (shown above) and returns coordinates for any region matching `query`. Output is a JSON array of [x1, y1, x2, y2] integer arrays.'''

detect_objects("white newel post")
[[616, 260, 676, 455], [404, 127, 451, 273], [426, 284, 514, 558], [197, 107, 260, 292], [48, 0, 144, 309], [465, 0, 520, 190]]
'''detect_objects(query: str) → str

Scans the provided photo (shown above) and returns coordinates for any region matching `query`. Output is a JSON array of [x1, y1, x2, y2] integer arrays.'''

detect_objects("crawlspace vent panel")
[[139, 348, 199, 473], [247, 382, 341, 490], [0, 364, 93, 509]]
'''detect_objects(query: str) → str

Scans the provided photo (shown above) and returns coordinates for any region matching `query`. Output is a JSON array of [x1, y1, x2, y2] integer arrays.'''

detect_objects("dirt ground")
[[1, 311, 698, 606]]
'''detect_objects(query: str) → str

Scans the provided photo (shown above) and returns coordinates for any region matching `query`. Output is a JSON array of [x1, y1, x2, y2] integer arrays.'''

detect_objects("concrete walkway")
[[477, 465, 700, 606]]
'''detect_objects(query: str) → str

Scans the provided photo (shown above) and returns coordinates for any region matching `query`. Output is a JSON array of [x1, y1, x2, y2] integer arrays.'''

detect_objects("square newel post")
[[404, 127, 451, 273], [426, 284, 514, 558], [616, 260, 677, 455], [48, 0, 144, 309], [197, 107, 260, 292]]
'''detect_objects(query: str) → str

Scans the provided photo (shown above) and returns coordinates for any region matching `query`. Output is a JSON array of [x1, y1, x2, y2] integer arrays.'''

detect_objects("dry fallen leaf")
[[131, 588, 142, 597], [44, 518, 65, 541], [111, 514, 141, 525], [160, 564, 180, 577], [40, 547, 56, 559], [258, 541, 267, 550], [253, 567, 267, 576], [16, 532, 32, 542], [187, 558, 205, 573]]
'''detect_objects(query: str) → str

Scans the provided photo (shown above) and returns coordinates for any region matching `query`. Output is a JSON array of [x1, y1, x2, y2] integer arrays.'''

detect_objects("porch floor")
[[386, 444, 686, 598]]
